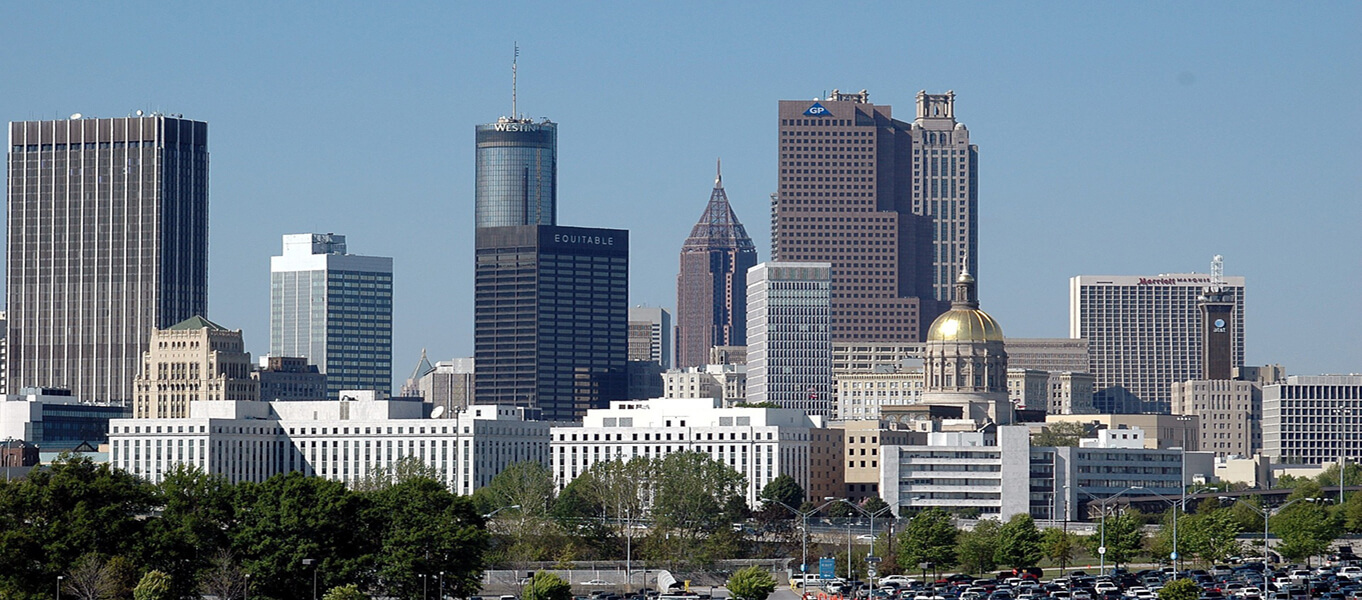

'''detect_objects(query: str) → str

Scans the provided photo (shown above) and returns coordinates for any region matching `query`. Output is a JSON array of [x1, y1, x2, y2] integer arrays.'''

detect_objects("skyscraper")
[[773, 89, 970, 343], [1071, 268, 1246, 413], [6, 115, 208, 403], [745, 262, 832, 415], [270, 233, 393, 398], [475, 117, 556, 228], [474, 225, 628, 420], [675, 165, 758, 368]]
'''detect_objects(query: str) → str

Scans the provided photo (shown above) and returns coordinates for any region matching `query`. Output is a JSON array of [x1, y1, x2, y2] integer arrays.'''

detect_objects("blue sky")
[[4, 2, 1360, 383]]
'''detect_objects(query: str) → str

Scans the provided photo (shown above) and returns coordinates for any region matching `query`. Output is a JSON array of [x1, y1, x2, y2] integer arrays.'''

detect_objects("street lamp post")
[[1131, 486, 1203, 574], [1080, 486, 1139, 576], [303, 558, 318, 600], [767, 497, 839, 586], [840, 499, 892, 589], [421, 574, 429, 600], [440, 571, 445, 600], [56, 575, 63, 600], [245, 573, 251, 600], [1226, 496, 1314, 599]]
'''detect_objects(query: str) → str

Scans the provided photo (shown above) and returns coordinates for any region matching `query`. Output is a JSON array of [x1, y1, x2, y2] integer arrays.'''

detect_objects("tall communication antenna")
[[512, 42, 519, 120], [1210, 254, 1224, 293]]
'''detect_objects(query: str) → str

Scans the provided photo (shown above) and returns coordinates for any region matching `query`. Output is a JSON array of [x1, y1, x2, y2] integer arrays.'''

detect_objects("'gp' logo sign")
[[804, 102, 830, 116]]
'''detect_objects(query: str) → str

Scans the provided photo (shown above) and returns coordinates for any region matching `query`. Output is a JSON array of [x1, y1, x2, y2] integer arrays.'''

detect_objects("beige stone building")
[[832, 419, 916, 503], [133, 317, 258, 419], [1171, 379, 1259, 457], [661, 364, 746, 406]]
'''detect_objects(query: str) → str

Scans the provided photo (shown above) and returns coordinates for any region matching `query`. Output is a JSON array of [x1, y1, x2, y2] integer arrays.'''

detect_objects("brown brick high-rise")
[[773, 90, 967, 342], [675, 165, 758, 368]]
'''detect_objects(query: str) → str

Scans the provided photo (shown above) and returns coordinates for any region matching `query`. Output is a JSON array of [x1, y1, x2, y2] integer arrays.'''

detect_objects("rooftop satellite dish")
[[136, 110, 144, 116], [69, 113, 82, 120], [431, 405, 446, 419]]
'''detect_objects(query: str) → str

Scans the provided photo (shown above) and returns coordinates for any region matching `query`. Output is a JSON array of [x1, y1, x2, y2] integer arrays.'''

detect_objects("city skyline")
[[2, 3, 1359, 386]]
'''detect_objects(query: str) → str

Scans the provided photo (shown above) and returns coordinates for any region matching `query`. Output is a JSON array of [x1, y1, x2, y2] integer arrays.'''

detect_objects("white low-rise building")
[[550, 397, 825, 506], [108, 393, 549, 494]]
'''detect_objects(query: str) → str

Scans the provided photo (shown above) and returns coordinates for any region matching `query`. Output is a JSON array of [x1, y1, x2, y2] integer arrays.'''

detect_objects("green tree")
[[897, 508, 957, 572], [141, 464, 236, 600], [1180, 509, 1242, 564], [1031, 422, 1086, 447], [1272, 500, 1341, 563], [477, 461, 561, 563], [1158, 578, 1201, 600], [758, 474, 805, 510], [862, 496, 892, 516], [322, 584, 368, 600], [132, 571, 172, 600], [230, 472, 375, 600], [548, 475, 613, 560], [995, 514, 1043, 570], [727, 565, 777, 600], [826, 500, 857, 519], [1342, 490, 1362, 533], [366, 476, 488, 599], [0, 453, 154, 599], [1089, 510, 1144, 567], [523, 572, 573, 600], [1040, 528, 1076, 572], [957, 519, 1001, 575], [646, 452, 746, 566]]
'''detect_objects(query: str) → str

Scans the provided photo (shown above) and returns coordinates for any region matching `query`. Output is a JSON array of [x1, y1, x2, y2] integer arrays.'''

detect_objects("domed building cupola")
[[920, 268, 1013, 424]]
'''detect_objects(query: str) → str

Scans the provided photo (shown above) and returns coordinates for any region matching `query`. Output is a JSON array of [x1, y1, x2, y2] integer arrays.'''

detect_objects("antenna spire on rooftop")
[[511, 42, 519, 120], [715, 158, 722, 187]]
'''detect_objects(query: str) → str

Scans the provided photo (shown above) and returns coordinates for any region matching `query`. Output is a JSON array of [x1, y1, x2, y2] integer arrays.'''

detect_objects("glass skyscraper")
[[475, 118, 557, 228], [270, 233, 393, 398], [6, 115, 208, 403]]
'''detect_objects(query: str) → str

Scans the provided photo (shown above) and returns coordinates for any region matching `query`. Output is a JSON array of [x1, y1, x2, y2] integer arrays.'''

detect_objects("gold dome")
[[926, 308, 1004, 342]]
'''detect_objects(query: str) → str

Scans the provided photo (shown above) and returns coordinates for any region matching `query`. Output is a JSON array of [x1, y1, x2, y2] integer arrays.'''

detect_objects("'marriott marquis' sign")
[[1137, 277, 1212, 286]]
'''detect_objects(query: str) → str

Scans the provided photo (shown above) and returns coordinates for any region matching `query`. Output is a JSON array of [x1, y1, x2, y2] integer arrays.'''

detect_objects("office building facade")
[[253, 356, 327, 402], [675, 168, 758, 368], [475, 118, 556, 228], [133, 316, 258, 419], [1070, 272, 1246, 413], [548, 397, 825, 506], [745, 262, 832, 414], [0, 388, 130, 452], [270, 233, 393, 398], [772, 89, 975, 343], [1263, 375, 1362, 465], [109, 396, 549, 492], [7, 115, 209, 403], [474, 225, 628, 420], [1171, 379, 1259, 457], [628, 306, 672, 368]]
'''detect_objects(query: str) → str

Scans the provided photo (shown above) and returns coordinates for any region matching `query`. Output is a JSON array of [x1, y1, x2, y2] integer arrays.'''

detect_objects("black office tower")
[[7, 115, 208, 402], [474, 225, 628, 420]]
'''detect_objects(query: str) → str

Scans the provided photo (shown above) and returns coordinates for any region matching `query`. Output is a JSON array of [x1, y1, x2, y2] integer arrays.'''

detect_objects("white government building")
[[550, 397, 825, 506], [108, 393, 549, 494]]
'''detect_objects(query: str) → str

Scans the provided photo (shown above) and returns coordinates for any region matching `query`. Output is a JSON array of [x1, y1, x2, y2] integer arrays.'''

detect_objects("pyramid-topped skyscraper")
[[675, 162, 759, 368]]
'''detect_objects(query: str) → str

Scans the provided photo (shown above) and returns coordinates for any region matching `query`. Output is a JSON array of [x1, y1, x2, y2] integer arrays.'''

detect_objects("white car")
[[1339, 567, 1362, 580], [881, 576, 917, 586], [580, 580, 612, 586]]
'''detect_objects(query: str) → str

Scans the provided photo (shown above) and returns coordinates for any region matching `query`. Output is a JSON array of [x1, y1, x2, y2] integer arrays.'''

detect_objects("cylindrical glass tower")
[[474, 118, 557, 228]]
